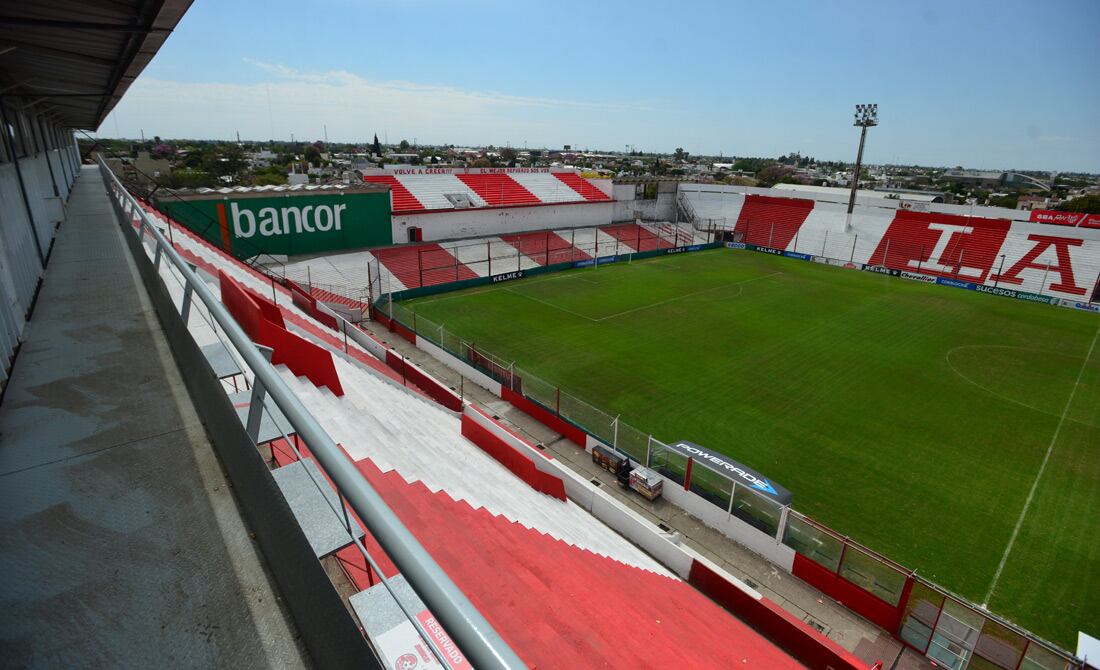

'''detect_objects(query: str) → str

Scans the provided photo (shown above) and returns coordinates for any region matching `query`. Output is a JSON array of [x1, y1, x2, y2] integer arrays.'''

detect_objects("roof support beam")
[[0, 17, 172, 33]]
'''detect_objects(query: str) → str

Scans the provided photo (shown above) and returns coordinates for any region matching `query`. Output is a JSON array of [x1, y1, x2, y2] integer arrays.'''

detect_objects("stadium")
[[1, 3, 1098, 670]]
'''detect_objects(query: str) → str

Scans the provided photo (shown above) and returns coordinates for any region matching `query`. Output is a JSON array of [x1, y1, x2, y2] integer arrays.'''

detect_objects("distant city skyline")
[[94, 0, 1100, 173]]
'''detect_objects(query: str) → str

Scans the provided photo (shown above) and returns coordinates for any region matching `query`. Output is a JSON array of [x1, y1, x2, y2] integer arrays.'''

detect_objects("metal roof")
[[0, 1, 193, 130]]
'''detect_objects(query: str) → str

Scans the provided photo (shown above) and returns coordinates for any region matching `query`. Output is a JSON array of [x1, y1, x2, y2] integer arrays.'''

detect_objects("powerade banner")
[[668, 441, 793, 505], [158, 191, 392, 259]]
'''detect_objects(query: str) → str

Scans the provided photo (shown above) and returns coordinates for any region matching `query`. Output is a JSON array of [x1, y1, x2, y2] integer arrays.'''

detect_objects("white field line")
[[595, 271, 781, 322], [502, 287, 598, 321], [982, 321, 1100, 606]]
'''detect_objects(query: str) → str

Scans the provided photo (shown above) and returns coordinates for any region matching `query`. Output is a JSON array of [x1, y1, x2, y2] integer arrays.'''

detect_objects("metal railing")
[[97, 155, 526, 670]]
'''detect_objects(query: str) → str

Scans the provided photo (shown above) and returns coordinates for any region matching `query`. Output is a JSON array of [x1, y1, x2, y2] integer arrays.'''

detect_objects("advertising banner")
[[863, 265, 900, 277], [899, 271, 937, 284], [725, 242, 747, 250], [898, 200, 931, 212], [667, 440, 793, 505], [1014, 291, 1058, 305], [159, 190, 392, 259], [752, 245, 784, 256], [490, 270, 525, 284], [935, 277, 977, 291], [783, 251, 813, 261], [1028, 209, 1100, 228], [975, 285, 1019, 299], [1059, 299, 1100, 313]]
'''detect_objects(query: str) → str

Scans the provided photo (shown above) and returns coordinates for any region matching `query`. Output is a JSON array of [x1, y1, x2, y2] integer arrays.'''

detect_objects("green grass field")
[[401, 248, 1100, 647]]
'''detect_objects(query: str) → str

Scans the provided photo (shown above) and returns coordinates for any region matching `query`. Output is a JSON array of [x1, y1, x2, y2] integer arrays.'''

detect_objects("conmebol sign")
[[668, 440, 793, 505]]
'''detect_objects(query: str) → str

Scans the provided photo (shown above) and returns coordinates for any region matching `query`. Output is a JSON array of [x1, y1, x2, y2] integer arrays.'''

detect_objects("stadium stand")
[[456, 173, 541, 206], [361, 175, 424, 212], [499, 230, 592, 265], [733, 194, 816, 249], [373, 244, 480, 289], [601, 222, 675, 252], [554, 172, 613, 201], [364, 170, 611, 214]]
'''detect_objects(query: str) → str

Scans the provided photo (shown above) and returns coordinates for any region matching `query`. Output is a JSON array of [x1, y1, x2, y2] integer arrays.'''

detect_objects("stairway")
[[322, 455, 802, 669]]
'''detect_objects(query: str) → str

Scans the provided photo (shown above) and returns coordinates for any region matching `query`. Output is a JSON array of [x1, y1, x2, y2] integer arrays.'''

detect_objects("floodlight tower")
[[845, 103, 878, 232]]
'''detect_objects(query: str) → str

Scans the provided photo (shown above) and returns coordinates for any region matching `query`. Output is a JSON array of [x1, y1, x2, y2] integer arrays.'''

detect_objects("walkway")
[[0, 167, 310, 668]]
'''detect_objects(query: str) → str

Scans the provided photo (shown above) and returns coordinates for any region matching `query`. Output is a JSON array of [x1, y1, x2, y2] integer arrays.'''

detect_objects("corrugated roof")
[[0, 1, 193, 129]]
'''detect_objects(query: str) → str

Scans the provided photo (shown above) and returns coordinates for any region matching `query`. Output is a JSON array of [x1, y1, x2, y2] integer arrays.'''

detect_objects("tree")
[[303, 144, 322, 167], [399, 139, 410, 151], [756, 164, 794, 187], [1057, 194, 1100, 214], [988, 194, 1019, 209], [500, 147, 518, 165], [372, 134, 382, 156]]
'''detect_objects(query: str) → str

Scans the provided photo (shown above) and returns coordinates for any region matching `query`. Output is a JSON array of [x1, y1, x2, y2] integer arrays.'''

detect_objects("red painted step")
[[373, 244, 479, 289], [456, 173, 540, 206], [499, 230, 591, 265], [363, 175, 424, 213], [553, 172, 611, 201], [333, 457, 802, 669], [600, 223, 673, 252], [733, 194, 814, 250]]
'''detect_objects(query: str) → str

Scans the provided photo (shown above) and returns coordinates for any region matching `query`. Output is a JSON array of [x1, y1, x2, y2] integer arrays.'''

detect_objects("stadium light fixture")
[[845, 103, 879, 232]]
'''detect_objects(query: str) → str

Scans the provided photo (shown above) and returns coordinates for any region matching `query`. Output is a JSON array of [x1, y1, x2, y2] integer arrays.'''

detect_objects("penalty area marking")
[[982, 320, 1100, 607]]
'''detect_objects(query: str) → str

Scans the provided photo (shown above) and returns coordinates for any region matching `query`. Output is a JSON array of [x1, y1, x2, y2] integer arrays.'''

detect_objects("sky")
[[97, 0, 1100, 173]]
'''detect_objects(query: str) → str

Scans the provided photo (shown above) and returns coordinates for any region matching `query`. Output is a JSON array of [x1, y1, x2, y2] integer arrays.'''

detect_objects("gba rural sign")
[[668, 440, 793, 505], [156, 188, 392, 259]]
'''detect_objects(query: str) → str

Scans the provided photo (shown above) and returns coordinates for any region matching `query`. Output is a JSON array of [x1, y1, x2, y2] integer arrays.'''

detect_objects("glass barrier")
[[972, 619, 1028, 670], [782, 513, 844, 572], [649, 441, 687, 486], [837, 545, 908, 606], [731, 482, 783, 537], [1020, 643, 1073, 670], [687, 460, 733, 510], [898, 580, 944, 652]]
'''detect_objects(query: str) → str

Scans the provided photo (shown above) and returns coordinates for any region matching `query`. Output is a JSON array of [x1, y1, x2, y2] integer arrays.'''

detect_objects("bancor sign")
[[156, 187, 392, 259], [668, 440, 793, 505]]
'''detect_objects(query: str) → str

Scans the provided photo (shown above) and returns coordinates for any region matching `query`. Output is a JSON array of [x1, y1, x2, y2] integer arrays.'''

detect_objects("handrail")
[[97, 155, 527, 670]]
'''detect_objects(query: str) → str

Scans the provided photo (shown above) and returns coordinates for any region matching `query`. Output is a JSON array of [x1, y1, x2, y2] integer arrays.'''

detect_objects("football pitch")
[[400, 248, 1099, 646]]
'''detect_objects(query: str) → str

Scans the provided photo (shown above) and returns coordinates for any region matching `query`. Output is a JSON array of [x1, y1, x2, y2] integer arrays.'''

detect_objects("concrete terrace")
[[0, 167, 309, 668]]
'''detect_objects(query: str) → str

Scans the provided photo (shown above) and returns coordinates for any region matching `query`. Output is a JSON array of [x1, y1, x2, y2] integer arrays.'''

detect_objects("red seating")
[[868, 210, 1011, 282], [362, 175, 424, 212], [554, 172, 611, 201], [335, 457, 801, 669], [374, 244, 479, 289], [600, 223, 673, 252], [455, 173, 540, 206], [499, 230, 591, 265], [734, 194, 815, 249]]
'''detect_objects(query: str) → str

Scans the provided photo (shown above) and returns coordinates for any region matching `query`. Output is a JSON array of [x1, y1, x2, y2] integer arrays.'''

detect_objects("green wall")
[[157, 191, 392, 259]]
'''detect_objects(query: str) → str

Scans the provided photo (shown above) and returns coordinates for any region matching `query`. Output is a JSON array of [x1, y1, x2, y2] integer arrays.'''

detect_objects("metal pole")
[[487, 240, 491, 276], [417, 247, 424, 287], [955, 249, 965, 278], [821, 230, 828, 257], [883, 239, 891, 268], [99, 157, 525, 670], [851, 234, 858, 262], [994, 255, 1006, 287], [0, 97, 45, 266], [1040, 262, 1051, 296], [544, 231, 550, 265], [571, 228, 576, 262], [845, 124, 869, 233], [768, 223, 774, 248]]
